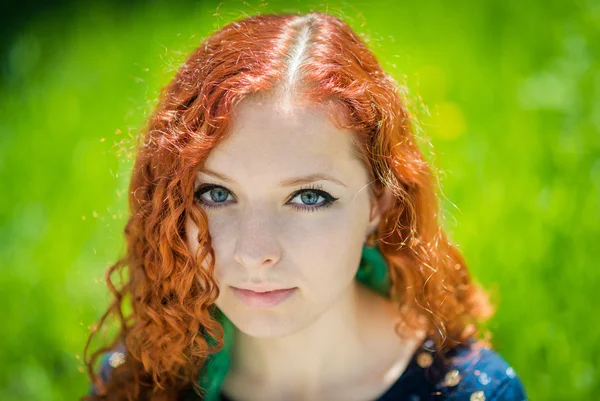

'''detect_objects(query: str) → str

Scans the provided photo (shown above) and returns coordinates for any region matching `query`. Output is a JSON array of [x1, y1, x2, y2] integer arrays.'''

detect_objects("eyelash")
[[193, 183, 339, 213]]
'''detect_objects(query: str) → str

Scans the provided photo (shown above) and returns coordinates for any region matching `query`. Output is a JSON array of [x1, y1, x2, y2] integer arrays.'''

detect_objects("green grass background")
[[1, 0, 598, 399]]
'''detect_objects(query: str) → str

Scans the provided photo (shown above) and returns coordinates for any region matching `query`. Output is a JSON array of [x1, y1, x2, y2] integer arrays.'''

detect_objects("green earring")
[[356, 244, 392, 298]]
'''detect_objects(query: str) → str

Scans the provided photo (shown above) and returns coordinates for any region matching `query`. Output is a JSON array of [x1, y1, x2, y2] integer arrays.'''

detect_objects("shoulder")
[[88, 347, 127, 396], [432, 340, 528, 401]]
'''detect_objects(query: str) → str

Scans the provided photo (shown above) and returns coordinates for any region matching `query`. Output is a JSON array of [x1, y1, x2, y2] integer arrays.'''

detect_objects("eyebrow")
[[199, 168, 347, 188]]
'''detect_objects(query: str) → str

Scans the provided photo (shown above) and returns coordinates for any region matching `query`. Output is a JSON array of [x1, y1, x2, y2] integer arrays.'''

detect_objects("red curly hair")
[[83, 12, 493, 401]]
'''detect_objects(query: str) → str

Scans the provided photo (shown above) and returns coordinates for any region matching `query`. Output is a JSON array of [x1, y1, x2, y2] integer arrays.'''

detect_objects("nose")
[[233, 208, 282, 270]]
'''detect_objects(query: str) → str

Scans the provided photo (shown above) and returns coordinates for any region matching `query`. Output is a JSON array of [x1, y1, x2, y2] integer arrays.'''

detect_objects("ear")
[[366, 185, 395, 236]]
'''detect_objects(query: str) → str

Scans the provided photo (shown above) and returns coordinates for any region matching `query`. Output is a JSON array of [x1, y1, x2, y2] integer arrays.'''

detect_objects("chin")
[[216, 293, 314, 338], [223, 308, 301, 338]]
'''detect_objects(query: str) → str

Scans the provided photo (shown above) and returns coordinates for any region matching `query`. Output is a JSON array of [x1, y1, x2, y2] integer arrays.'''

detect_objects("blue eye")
[[193, 184, 338, 212], [207, 187, 229, 202], [194, 185, 234, 208], [287, 187, 337, 212]]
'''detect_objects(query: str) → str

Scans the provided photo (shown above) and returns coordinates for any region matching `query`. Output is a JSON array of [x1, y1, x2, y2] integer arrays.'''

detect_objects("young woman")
[[84, 12, 527, 401]]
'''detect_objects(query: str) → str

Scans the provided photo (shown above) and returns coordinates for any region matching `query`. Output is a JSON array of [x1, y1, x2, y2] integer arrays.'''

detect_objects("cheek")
[[286, 202, 370, 283], [184, 214, 230, 281], [196, 213, 239, 278]]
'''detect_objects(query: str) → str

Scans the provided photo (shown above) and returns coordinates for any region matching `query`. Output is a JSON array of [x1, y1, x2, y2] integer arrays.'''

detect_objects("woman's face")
[[185, 96, 382, 338]]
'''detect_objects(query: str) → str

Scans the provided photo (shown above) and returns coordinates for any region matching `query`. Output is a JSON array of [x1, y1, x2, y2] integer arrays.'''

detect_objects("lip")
[[231, 286, 297, 309]]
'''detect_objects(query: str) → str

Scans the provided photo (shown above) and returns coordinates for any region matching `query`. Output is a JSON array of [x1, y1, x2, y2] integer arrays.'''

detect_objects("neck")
[[227, 280, 421, 395]]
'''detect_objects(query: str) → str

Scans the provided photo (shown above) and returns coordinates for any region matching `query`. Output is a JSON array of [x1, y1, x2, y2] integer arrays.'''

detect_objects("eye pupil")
[[300, 191, 319, 205], [210, 188, 228, 202]]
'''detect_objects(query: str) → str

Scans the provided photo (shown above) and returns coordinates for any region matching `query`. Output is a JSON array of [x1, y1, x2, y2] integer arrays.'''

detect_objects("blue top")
[[96, 337, 527, 400], [218, 338, 527, 401]]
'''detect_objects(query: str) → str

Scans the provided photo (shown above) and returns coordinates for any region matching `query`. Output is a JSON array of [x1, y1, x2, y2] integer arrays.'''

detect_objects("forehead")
[[201, 96, 363, 180]]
